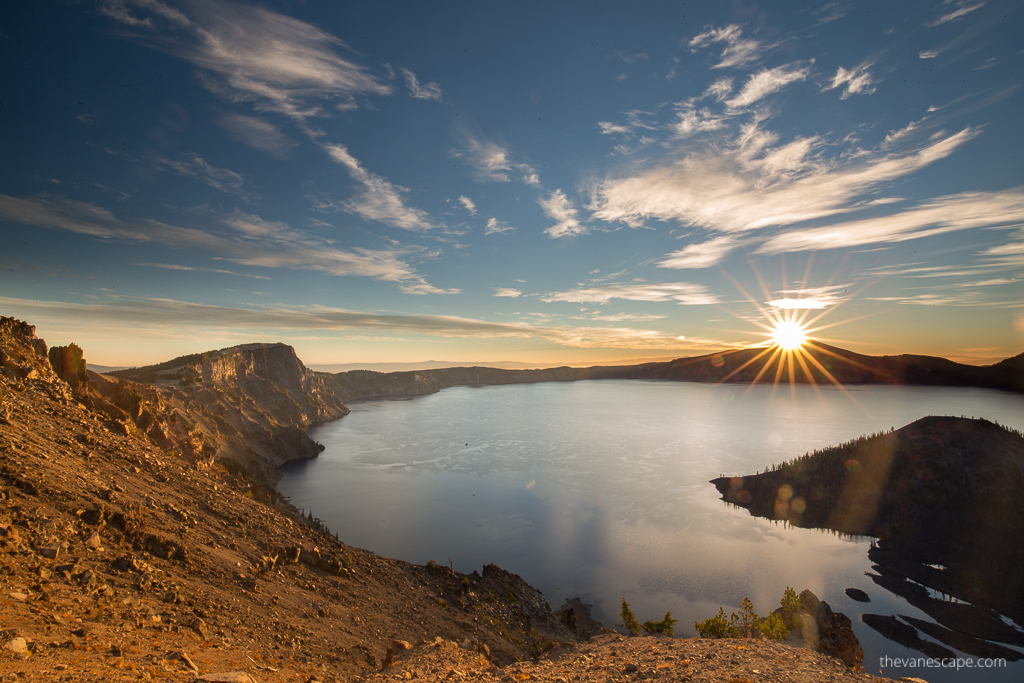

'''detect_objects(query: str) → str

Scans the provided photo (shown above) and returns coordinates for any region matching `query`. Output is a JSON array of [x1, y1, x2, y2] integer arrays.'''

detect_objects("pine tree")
[[619, 598, 641, 635]]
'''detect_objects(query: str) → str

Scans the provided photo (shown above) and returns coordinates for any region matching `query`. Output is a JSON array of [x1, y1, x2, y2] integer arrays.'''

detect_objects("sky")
[[1, 0, 1023, 368]]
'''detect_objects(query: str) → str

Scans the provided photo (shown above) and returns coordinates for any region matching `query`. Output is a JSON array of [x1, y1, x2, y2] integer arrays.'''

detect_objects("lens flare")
[[770, 321, 808, 351]]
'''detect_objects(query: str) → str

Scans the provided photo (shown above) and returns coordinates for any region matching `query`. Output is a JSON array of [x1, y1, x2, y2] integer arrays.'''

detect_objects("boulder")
[[5, 637, 27, 653], [196, 673, 255, 683]]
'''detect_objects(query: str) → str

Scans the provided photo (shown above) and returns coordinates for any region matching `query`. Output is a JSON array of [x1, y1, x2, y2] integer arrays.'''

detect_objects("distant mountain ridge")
[[604, 341, 1024, 393], [320, 342, 1024, 401]]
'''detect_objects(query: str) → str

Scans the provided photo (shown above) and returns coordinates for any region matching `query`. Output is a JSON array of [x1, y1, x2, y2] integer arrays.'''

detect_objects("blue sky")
[[1, 0, 1022, 367]]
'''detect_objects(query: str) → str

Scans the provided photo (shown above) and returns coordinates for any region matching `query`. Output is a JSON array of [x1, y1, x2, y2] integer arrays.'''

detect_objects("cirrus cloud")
[[0, 295, 733, 352], [0, 194, 445, 291], [542, 282, 719, 306], [100, 0, 392, 121]]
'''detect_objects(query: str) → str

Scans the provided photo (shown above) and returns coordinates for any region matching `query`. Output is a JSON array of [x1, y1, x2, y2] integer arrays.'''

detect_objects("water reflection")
[[279, 380, 1024, 682]]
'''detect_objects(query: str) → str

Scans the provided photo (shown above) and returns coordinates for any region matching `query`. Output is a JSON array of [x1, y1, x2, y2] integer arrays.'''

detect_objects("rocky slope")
[[0, 318, 581, 681]]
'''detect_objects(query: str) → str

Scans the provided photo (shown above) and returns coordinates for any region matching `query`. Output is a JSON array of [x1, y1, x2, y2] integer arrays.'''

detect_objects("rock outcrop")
[[774, 590, 864, 668], [103, 342, 351, 483], [2, 317, 350, 487]]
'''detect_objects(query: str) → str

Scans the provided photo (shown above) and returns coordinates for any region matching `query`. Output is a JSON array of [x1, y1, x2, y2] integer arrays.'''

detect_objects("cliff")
[[101, 342, 351, 484], [0, 318, 351, 488]]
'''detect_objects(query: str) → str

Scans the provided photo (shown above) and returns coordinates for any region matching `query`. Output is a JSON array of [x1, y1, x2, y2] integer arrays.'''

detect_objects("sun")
[[770, 320, 808, 351]]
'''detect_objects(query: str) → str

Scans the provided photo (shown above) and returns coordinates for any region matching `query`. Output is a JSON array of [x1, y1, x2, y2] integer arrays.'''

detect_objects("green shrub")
[[619, 598, 641, 635], [696, 590, 791, 640], [695, 607, 739, 639], [757, 611, 788, 640], [781, 586, 800, 613], [642, 611, 678, 636]]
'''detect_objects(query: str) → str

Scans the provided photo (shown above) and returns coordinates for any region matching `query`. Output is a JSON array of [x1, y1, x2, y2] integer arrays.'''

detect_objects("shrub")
[[696, 590, 791, 640], [695, 607, 739, 639], [642, 611, 678, 636], [757, 611, 788, 640], [781, 586, 800, 613], [619, 598, 641, 635]]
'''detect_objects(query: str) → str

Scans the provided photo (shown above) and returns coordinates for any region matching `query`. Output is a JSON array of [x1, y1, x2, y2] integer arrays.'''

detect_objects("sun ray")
[[719, 346, 777, 383]]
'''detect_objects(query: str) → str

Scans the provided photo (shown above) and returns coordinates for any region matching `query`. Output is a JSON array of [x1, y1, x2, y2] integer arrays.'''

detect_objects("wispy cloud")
[[980, 228, 1024, 267], [217, 113, 296, 159], [322, 144, 436, 230], [928, 1, 987, 27], [689, 25, 770, 69], [613, 50, 649, 65], [401, 67, 443, 101], [585, 313, 667, 322], [767, 284, 849, 309], [100, 0, 391, 120], [484, 217, 515, 235], [453, 128, 540, 186], [397, 282, 461, 296], [866, 292, 990, 306], [810, 1, 851, 25], [493, 288, 522, 298], [0, 295, 733, 351], [597, 110, 661, 138], [542, 282, 719, 305], [756, 188, 1024, 255], [726, 64, 811, 109], [666, 56, 681, 80], [135, 262, 270, 280], [590, 125, 976, 237], [151, 152, 253, 199], [0, 195, 443, 290], [541, 190, 587, 238], [703, 77, 734, 101], [825, 62, 877, 99], [457, 196, 477, 214], [658, 236, 740, 269], [671, 106, 726, 138]]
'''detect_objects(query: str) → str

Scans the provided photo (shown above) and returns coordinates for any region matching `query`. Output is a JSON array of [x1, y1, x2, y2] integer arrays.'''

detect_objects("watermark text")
[[881, 655, 1007, 671]]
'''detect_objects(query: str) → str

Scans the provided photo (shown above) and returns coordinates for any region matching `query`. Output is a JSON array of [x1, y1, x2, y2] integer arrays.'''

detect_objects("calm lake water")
[[279, 380, 1024, 681]]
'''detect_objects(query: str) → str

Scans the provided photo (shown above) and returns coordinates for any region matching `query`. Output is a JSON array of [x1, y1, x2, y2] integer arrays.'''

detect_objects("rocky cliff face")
[[107, 342, 350, 483], [1, 317, 349, 487]]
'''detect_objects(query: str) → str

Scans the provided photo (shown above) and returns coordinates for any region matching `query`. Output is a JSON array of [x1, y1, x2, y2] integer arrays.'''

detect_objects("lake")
[[278, 380, 1024, 681]]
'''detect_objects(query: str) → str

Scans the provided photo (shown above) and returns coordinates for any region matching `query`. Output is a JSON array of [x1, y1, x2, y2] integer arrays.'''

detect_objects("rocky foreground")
[[1, 317, 898, 682]]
